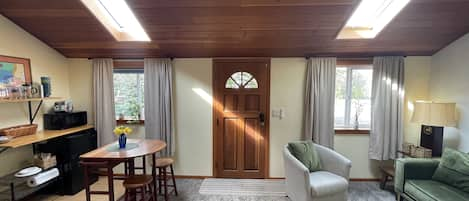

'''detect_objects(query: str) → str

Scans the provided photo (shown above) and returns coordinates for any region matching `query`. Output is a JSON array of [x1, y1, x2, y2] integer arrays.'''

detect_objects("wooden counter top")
[[0, 125, 94, 148]]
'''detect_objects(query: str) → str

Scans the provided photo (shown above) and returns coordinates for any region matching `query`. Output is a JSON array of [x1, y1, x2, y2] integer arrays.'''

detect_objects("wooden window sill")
[[116, 120, 144, 125], [335, 129, 370, 135]]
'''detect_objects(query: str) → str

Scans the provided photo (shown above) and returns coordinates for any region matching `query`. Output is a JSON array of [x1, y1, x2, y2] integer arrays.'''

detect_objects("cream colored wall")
[[429, 33, 469, 152], [269, 58, 306, 177], [268, 57, 431, 179], [403, 57, 432, 145], [64, 57, 431, 179], [68, 59, 93, 122], [172, 59, 213, 176], [0, 15, 70, 176]]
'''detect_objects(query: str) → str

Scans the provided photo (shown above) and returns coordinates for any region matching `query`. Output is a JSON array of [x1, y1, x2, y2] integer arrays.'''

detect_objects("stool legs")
[[141, 186, 146, 201], [169, 165, 178, 196], [163, 167, 168, 201], [157, 164, 178, 201]]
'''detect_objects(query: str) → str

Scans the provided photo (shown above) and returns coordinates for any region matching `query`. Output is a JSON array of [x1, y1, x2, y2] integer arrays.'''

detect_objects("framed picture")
[[0, 55, 32, 87]]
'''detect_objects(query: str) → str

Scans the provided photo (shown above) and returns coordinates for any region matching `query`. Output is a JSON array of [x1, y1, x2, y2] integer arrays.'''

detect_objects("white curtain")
[[144, 58, 174, 157], [369, 56, 405, 160], [92, 59, 116, 146], [304, 57, 337, 148]]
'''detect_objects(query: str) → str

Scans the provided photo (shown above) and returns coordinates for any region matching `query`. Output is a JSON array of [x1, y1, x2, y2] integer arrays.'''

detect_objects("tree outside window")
[[113, 69, 144, 121], [335, 66, 372, 129]]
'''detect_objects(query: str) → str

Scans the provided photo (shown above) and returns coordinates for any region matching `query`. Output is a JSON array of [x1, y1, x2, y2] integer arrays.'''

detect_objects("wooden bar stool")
[[81, 161, 117, 201], [123, 175, 155, 201], [125, 156, 147, 176], [155, 158, 178, 201]]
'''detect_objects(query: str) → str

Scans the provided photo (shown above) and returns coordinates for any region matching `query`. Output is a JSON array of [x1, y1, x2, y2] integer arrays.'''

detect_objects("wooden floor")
[[30, 177, 126, 201]]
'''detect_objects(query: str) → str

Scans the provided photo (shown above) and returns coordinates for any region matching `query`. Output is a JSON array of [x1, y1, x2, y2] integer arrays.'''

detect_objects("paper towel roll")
[[27, 168, 59, 187]]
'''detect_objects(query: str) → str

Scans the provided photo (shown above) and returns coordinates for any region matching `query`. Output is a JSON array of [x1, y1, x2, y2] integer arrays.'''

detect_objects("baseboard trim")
[[174, 175, 213, 179], [174, 175, 380, 182], [350, 178, 380, 182], [266, 177, 285, 179]]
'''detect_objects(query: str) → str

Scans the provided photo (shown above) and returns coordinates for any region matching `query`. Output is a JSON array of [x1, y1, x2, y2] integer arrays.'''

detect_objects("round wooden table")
[[80, 139, 166, 201]]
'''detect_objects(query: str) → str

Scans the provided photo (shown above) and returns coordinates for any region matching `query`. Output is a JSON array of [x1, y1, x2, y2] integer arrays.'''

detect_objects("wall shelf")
[[0, 97, 63, 124], [0, 125, 94, 149], [0, 97, 62, 103]]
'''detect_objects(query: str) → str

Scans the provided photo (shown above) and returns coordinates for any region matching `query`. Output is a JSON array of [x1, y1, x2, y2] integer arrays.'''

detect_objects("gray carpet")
[[168, 179, 395, 201]]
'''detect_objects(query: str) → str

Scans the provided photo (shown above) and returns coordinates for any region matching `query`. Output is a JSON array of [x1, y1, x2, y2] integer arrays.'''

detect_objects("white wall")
[[269, 57, 431, 179], [429, 33, 469, 152], [64, 57, 431, 179], [68, 59, 93, 122], [173, 59, 213, 176], [269, 58, 306, 177], [403, 57, 432, 145], [0, 15, 70, 176]]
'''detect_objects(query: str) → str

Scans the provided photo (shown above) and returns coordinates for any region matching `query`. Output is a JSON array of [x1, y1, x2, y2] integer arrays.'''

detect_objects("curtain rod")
[[87, 57, 174, 60], [304, 55, 407, 59]]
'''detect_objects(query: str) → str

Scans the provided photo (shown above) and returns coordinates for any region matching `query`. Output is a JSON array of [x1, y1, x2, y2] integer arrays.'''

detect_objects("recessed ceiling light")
[[337, 0, 410, 39], [81, 0, 151, 42]]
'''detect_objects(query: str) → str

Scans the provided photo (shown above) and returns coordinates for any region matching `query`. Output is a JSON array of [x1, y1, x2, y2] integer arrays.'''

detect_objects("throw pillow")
[[432, 148, 469, 193], [288, 141, 322, 172]]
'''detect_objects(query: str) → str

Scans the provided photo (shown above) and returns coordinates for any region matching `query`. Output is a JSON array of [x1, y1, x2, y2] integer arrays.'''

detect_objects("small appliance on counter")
[[53, 100, 73, 113], [44, 111, 87, 130]]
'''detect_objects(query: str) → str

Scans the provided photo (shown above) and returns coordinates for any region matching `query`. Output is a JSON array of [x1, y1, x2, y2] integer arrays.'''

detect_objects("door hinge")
[[216, 118, 219, 126]]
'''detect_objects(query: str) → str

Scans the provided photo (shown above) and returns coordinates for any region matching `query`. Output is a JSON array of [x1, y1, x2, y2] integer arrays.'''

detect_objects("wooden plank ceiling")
[[1, 0, 469, 58]]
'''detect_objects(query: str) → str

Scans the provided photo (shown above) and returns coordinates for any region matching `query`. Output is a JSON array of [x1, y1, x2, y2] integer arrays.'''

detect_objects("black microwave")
[[44, 111, 87, 130]]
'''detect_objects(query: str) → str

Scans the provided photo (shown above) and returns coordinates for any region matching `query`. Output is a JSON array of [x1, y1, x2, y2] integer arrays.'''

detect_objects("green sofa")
[[394, 158, 469, 201]]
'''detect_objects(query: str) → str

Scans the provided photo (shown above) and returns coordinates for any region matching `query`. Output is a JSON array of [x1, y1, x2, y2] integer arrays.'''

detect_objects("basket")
[[34, 155, 57, 169], [402, 142, 414, 154], [0, 124, 38, 138], [415, 147, 432, 158]]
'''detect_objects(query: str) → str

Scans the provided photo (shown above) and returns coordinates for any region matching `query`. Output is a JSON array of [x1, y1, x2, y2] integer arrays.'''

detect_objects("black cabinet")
[[36, 128, 98, 195]]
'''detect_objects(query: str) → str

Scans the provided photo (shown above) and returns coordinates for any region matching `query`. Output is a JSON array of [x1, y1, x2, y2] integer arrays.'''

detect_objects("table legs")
[[107, 165, 114, 201], [84, 164, 91, 201], [152, 154, 158, 200]]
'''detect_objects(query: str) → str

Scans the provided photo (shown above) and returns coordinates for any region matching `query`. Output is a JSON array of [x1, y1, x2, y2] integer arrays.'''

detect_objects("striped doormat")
[[199, 178, 286, 197]]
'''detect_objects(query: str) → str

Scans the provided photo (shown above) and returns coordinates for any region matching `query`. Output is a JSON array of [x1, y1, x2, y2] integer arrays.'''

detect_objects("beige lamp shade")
[[411, 102, 457, 127]]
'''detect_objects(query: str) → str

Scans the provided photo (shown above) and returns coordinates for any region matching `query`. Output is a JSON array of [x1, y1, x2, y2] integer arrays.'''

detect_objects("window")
[[113, 69, 144, 121], [335, 65, 372, 129], [225, 71, 258, 89]]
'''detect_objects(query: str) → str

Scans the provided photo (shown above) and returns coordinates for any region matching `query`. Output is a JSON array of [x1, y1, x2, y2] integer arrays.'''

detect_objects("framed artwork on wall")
[[0, 55, 32, 87]]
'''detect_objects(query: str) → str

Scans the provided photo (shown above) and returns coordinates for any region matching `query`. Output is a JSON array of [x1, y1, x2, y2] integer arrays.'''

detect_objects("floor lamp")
[[411, 101, 457, 157]]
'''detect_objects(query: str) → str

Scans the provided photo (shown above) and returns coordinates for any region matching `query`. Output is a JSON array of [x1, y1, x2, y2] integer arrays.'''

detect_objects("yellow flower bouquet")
[[114, 126, 133, 149], [113, 126, 133, 136]]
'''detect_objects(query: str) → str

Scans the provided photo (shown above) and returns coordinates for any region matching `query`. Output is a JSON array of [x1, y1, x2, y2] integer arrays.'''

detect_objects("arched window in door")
[[225, 71, 258, 89]]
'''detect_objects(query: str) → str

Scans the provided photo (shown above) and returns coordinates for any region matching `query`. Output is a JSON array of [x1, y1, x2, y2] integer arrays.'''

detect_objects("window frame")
[[334, 59, 373, 135], [113, 60, 145, 125]]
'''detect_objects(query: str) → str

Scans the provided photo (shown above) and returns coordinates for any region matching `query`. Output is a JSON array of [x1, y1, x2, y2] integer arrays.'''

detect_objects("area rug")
[[199, 178, 286, 197]]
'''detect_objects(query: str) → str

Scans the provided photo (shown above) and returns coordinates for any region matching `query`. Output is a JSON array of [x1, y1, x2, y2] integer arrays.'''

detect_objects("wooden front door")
[[213, 59, 270, 179]]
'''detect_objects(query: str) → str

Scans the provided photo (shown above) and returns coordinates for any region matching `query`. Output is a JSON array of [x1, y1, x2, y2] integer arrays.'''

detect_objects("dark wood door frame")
[[212, 58, 271, 178]]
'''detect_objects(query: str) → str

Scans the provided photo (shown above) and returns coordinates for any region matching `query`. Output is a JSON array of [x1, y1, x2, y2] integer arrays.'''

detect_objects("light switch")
[[272, 108, 285, 119]]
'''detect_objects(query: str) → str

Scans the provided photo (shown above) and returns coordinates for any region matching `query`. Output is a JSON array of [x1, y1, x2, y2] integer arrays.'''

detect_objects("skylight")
[[81, 0, 151, 42], [337, 0, 410, 39]]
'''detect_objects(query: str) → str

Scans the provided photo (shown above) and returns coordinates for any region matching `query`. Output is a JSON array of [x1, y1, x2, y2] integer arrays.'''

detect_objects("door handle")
[[259, 112, 265, 126]]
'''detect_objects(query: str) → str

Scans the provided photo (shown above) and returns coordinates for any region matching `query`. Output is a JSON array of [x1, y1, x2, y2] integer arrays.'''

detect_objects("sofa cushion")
[[309, 171, 348, 197], [405, 180, 469, 201], [432, 148, 469, 193], [288, 141, 322, 172]]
